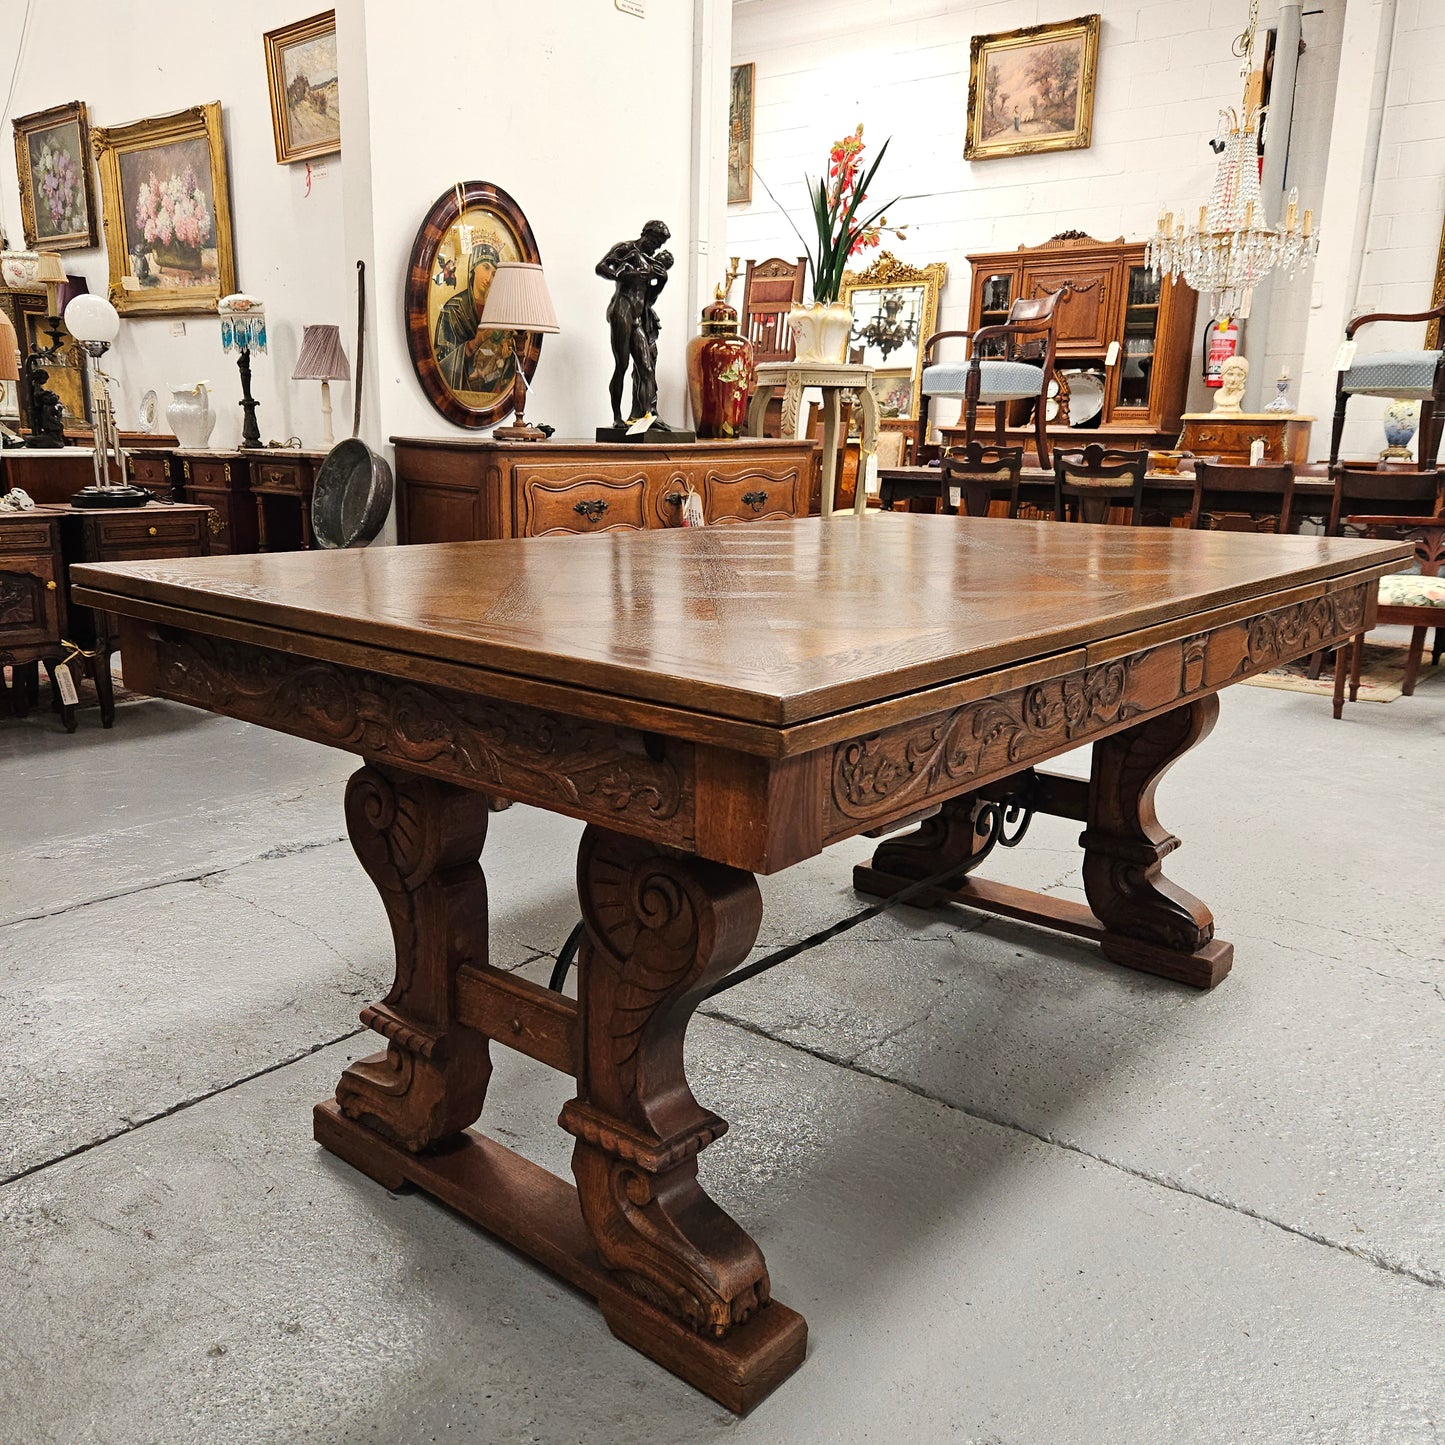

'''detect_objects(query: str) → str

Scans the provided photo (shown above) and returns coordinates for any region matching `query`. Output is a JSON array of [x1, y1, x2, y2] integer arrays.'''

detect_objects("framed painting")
[[12, 101, 98, 250], [404, 181, 543, 429], [92, 102, 237, 316], [263, 10, 341, 165], [728, 63, 754, 205], [1427, 212, 1445, 350], [965, 14, 1100, 161]]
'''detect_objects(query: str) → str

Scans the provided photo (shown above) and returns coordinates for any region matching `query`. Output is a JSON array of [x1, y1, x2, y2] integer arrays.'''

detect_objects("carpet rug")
[[1243, 640, 1443, 702]]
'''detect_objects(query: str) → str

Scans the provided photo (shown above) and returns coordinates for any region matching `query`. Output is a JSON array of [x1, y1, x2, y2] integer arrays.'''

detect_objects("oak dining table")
[[71, 515, 1408, 1413]]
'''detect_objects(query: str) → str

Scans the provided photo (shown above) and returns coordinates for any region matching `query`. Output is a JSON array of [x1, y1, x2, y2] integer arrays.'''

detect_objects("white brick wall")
[[727, 0, 1347, 435], [1337, 5, 1445, 459]]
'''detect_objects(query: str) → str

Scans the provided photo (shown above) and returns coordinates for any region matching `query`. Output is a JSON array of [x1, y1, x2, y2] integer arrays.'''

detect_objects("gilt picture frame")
[[264, 10, 341, 166], [728, 63, 754, 205], [965, 14, 1100, 162], [92, 102, 237, 316], [1427, 212, 1445, 351], [12, 100, 98, 250], [404, 181, 543, 429], [840, 252, 948, 418]]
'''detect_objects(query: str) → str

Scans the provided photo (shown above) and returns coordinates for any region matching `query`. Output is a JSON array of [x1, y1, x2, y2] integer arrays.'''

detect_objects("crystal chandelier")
[[1146, 0, 1318, 321]]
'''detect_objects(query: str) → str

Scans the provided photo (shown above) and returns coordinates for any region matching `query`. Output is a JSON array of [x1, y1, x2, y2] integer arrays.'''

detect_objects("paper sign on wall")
[[615, 0, 644, 15]]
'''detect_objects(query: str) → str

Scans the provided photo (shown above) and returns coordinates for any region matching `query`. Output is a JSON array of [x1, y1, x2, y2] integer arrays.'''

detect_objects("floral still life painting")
[[12, 101, 98, 250], [966, 14, 1100, 161], [264, 11, 341, 165], [93, 103, 236, 316]]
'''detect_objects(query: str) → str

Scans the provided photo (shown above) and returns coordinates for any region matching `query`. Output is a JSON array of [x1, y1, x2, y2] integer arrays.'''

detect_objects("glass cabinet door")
[[976, 272, 1014, 356], [1116, 266, 1161, 411]]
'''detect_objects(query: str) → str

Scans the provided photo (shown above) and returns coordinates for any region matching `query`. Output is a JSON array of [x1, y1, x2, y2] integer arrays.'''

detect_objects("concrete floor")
[[1, 666, 1442, 1444]]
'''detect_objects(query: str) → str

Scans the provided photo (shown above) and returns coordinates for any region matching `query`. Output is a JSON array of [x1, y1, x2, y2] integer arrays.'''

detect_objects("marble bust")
[[1212, 355, 1249, 414]]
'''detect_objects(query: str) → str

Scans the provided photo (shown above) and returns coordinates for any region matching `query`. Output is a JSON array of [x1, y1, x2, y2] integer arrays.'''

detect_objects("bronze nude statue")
[[595, 220, 693, 442]]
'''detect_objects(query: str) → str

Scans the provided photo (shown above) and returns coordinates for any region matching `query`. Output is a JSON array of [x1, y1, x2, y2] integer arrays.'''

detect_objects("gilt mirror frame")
[[839, 252, 948, 419]]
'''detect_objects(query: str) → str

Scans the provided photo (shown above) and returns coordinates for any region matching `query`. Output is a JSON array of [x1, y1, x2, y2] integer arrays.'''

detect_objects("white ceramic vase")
[[789, 302, 852, 365], [167, 382, 215, 448]]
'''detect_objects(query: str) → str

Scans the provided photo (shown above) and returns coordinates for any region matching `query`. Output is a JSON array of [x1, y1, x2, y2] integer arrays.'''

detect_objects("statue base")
[[595, 425, 696, 445]]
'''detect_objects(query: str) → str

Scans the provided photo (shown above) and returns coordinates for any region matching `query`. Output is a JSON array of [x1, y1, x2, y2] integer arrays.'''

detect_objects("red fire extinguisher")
[[1202, 318, 1239, 388]]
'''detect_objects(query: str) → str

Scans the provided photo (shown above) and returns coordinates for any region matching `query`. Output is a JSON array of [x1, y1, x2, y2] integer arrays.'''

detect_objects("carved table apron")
[[71, 516, 1407, 1414]]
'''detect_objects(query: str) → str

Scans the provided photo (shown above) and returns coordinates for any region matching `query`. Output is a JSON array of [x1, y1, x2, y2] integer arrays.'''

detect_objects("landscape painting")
[[966, 14, 1100, 161], [728, 63, 754, 205], [264, 11, 341, 165]]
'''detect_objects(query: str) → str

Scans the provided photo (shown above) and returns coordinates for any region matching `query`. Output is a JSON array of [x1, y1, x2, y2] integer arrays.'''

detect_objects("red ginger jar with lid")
[[686, 294, 755, 440]]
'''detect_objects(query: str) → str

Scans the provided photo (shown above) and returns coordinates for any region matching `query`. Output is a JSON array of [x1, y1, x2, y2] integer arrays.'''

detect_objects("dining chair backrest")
[[1052, 444, 1149, 524], [940, 442, 1024, 517], [1189, 461, 1296, 534], [1328, 467, 1442, 534], [742, 257, 807, 363]]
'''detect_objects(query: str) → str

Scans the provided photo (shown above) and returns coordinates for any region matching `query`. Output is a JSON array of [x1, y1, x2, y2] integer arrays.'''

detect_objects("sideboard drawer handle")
[[742, 489, 768, 510], [147, 526, 158, 536], [573, 499, 609, 521], [46, 579, 56, 591]]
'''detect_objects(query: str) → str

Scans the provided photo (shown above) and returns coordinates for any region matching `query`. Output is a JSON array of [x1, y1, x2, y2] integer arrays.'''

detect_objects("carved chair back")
[[1328, 467, 1443, 536], [1052, 444, 1149, 525], [940, 442, 1024, 517], [1188, 461, 1296, 534], [743, 257, 807, 364]]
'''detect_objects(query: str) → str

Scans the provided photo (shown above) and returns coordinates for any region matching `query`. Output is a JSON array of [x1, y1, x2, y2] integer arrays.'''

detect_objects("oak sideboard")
[[392, 436, 820, 543]]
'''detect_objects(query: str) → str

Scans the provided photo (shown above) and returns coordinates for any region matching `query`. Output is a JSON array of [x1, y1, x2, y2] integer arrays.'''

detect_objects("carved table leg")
[[1081, 696, 1233, 988], [852, 790, 1000, 906], [320, 762, 492, 1170], [561, 825, 806, 1409]]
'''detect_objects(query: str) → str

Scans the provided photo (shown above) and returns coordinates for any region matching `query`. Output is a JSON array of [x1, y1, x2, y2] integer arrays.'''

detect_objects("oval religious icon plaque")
[[404, 180, 543, 428]]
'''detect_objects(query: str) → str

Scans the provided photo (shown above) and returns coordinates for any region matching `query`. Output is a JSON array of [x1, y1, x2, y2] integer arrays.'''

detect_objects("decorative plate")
[[1063, 370, 1104, 426], [137, 389, 158, 432]]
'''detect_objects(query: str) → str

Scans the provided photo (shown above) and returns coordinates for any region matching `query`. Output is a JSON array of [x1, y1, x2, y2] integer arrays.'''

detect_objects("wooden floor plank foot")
[[313, 1100, 807, 1414]]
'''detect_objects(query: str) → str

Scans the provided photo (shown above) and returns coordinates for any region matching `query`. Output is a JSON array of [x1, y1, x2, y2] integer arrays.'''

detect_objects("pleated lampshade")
[[479, 263, 559, 333], [292, 324, 350, 381]]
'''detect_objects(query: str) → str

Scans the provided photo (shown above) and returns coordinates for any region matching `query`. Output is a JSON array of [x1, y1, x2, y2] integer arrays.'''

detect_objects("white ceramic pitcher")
[[166, 381, 215, 448]]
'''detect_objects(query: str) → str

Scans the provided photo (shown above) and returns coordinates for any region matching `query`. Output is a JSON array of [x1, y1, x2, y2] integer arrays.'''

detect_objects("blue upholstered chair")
[[1328, 301, 1445, 469], [915, 287, 1065, 468]]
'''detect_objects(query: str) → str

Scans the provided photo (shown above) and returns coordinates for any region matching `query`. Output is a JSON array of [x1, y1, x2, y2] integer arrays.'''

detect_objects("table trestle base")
[[852, 706, 1234, 990], [313, 1101, 806, 1414]]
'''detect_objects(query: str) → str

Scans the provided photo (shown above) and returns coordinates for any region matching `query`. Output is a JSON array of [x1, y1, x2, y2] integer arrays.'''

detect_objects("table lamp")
[[65, 293, 149, 508], [291, 324, 349, 446], [218, 293, 267, 448], [35, 251, 68, 347], [0, 310, 18, 384], [477, 261, 559, 441]]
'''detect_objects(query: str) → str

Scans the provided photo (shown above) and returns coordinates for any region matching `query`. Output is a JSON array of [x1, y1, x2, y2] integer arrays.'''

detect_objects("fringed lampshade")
[[292, 324, 350, 446], [0, 310, 20, 384]]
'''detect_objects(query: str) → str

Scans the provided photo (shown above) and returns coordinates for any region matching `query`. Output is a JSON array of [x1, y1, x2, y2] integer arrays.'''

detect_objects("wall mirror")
[[840, 253, 947, 419]]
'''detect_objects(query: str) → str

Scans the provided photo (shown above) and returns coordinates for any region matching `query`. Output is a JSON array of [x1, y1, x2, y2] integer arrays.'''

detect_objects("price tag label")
[[948, 486, 961, 509], [1105, 340, 1120, 367], [625, 412, 656, 436], [1249, 437, 1266, 465], [1335, 340, 1358, 372], [615, 0, 644, 14], [55, 663, 79, 707]]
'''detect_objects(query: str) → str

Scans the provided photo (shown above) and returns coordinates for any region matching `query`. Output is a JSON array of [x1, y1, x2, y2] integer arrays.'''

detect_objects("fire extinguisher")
[[1202, 318, 1239, 388]]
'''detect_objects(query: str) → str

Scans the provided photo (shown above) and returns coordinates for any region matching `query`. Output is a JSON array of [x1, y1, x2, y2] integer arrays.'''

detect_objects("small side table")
[[748, 361, 879, 517], [249, 448, 329, 550], [1177, 412, 1314, 466]]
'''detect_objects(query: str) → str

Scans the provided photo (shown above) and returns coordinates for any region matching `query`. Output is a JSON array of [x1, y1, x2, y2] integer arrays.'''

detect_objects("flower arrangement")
[[798, 125, 906, 304], [36, 141, 83, 234], [135, 166, 213, 255]]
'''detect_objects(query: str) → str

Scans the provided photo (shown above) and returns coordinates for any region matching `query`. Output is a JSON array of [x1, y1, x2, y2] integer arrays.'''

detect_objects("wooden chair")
[[939, 441, 1023, 517], [1328, 301, 1445, 469], [1327, 467, 1445, 717], [1188, 461, 1296, 534], [742, 258, 807, 364], [1052, 444, 1149, 525], [916, 288, 1065, 469]]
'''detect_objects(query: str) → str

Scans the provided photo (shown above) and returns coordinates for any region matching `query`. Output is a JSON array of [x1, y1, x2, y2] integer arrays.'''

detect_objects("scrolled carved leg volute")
[[857, 789, 999, 901], [1081, 696, 1233, 986], [333, 763, 492, 1152], [561, 825, 767, 1340]]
